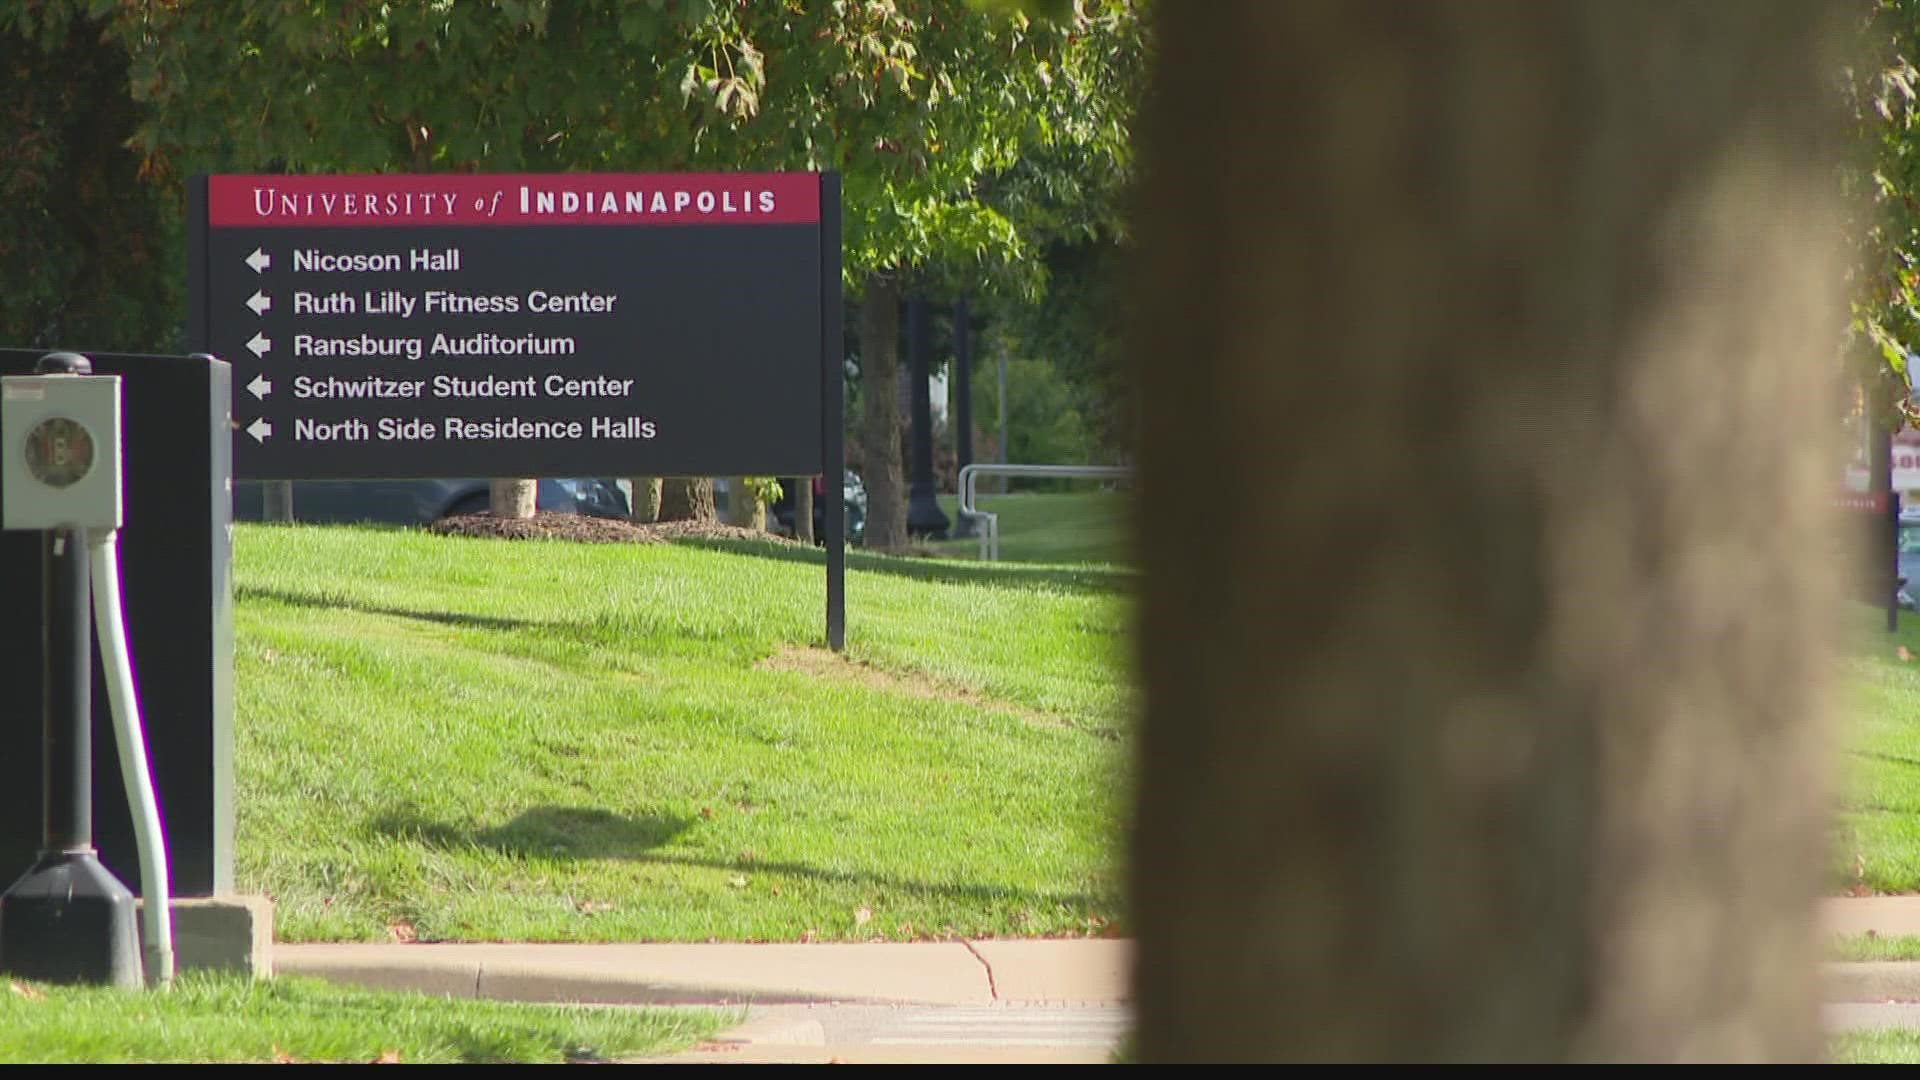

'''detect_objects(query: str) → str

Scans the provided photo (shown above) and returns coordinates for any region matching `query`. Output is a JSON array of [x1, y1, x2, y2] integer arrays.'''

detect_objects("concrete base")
[[136, 895, 273, 978]]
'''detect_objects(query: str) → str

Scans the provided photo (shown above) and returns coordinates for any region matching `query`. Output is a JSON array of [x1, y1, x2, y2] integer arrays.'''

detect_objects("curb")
[[1828, 962, 1920, 1004], [273, 940, 1133, 1008], [274, 945, 997, 1007], [277, 954, 937, 1007]]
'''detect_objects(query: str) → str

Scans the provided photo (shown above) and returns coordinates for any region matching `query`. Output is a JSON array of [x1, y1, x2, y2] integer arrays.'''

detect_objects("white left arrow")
[[245, 248, 271, 273], [247, 374, 272, 400], [246, 332, 271, 358], [246, 290, 271, 316], [246, 417, 272, 443]]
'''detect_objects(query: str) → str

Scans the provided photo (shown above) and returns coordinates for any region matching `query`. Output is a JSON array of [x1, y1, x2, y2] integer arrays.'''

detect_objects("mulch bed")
[[427, 512, 805, 546]]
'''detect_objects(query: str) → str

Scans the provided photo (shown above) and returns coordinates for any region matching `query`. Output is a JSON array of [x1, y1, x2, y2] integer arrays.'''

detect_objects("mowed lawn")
[[0, 974, 720, 1064], [930, 491, 1132, 565], [232, 523, 1133, 943], [1836, 605, 1920, 895]]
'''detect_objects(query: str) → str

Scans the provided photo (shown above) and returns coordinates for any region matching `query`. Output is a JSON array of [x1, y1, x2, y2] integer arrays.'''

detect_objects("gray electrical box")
[[1, 374, 123, 532]]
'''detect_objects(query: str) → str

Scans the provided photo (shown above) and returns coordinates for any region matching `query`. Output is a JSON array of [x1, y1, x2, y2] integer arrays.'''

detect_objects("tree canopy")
[[85, 0, 1142, 295]]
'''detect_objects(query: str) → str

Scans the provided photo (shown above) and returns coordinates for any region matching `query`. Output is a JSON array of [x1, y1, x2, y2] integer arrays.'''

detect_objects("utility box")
[[0, 350, 233, 897], [1, 374, 123, 532]]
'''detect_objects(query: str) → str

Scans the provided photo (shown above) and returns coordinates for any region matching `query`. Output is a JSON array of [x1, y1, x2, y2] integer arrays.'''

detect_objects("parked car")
[[232, 477, 629, 525], [769, 470, 868, 544]]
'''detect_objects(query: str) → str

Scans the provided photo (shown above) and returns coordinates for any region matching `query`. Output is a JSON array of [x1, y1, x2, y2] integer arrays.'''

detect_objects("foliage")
[[1848, 0, 1920, 429], [974, 352, 1104, 473], [976, 238, 1132, 455], [101, 0, 1141, 294], [0, 9, 181, 352]]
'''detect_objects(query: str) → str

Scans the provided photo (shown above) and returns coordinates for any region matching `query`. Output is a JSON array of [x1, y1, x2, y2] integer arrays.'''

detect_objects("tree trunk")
[[488, 478, 535, 519], [795, 479, 815, 544], [860, 273, 908, 549], [727, 476, 767, 530], [1130, 1, 1848, 1064], [263, 480, 293, 523], [660, 477, 715, 522], [628, 477, 663, 523]]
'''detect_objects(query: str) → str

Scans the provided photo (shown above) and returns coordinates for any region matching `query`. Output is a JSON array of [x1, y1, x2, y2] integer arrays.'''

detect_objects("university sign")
[[189, 171, 847, 651], [188, 173, 841, 482]]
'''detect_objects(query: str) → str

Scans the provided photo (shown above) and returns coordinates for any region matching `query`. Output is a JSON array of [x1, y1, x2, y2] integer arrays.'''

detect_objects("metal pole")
[[997, 340, 1009, 494], [952, 298, 976, 539], [1878, 420, 1898, 632], [43, 528, 91, 853], [820, 174, 847, 652]]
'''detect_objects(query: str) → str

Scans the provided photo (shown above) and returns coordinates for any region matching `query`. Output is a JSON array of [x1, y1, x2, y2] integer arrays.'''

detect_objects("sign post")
[[189, 173, 846, 648]]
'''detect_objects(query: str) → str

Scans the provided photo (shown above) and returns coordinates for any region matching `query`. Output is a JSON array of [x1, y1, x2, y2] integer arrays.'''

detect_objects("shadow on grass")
[[369, 804, 1110, 912], [238, 585, 557, 634], [1851, 749, 1920, 770], [669, 537, 1134, 596], [371, 806, 695, 860]]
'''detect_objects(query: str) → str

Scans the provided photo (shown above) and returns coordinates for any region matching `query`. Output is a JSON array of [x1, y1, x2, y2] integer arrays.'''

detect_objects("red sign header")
[[208, 173, 821, 228], [1837, 491, 1889, 513]]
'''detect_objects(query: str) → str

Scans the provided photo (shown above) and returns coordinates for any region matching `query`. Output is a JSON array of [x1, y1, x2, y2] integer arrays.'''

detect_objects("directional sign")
[[188, 173, 839, 482]]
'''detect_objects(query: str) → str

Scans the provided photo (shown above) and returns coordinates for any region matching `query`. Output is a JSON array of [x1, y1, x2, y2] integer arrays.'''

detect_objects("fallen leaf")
[[801, 929, 818, 943], [372, 1050, 403, 1064], [700, 806, 715, 820], [854, 906, 872, 927], [771, 885, 782, 897], [272, 1046, 301, 1064], [387, 921, 418, 943], [1901, 646, 1914, 662], [9, 981, 44, 1001], [728, 874, 749, 889], [576, 900, 614, 915]]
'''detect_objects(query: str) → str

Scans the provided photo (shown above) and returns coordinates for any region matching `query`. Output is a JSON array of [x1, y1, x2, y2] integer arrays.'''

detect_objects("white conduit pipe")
[[89, 529, 174, 987]]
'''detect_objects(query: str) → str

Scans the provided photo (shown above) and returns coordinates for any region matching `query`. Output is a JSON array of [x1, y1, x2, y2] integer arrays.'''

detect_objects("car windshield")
[[1902, 523, 1920, 554]]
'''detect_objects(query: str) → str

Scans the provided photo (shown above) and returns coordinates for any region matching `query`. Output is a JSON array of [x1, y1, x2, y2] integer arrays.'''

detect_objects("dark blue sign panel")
[[190, 173, 836, 481]]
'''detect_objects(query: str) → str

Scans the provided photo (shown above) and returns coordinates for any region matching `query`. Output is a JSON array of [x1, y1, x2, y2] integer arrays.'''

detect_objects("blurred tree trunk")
[[629, 477, 663, 522], [795, 479, 815, 543], [488, 478, 535, 519], [1130, 0, 1848, 1063], [660, 477, 715, 522], [861, 272, 908, 549], [263, 481, 293, 523], [727, 476, 767, 530]]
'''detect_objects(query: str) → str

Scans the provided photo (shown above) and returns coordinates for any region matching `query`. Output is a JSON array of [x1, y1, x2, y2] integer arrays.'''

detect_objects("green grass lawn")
[[1835, 604, 1920, 895], [0, 973, 721, 1064], [233, 523, 1131, 943], [1835, 1030, 1920, 1064], [928, 491, 1131, 565]]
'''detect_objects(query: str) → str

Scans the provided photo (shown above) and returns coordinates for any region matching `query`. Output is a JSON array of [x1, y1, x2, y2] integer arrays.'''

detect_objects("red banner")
[[208, 173, 821, 228]]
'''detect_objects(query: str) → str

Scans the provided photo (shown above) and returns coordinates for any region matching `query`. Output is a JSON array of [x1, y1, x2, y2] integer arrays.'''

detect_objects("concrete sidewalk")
[[265, 897, 1920, 1012], [275, 939, 1132, 1008], [1824, 895, 1920, 939], [1826, 896, 1920, 1003]]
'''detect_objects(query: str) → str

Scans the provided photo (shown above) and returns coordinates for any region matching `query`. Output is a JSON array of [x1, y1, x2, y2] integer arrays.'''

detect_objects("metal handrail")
[[956, 464, 1132, 561]]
